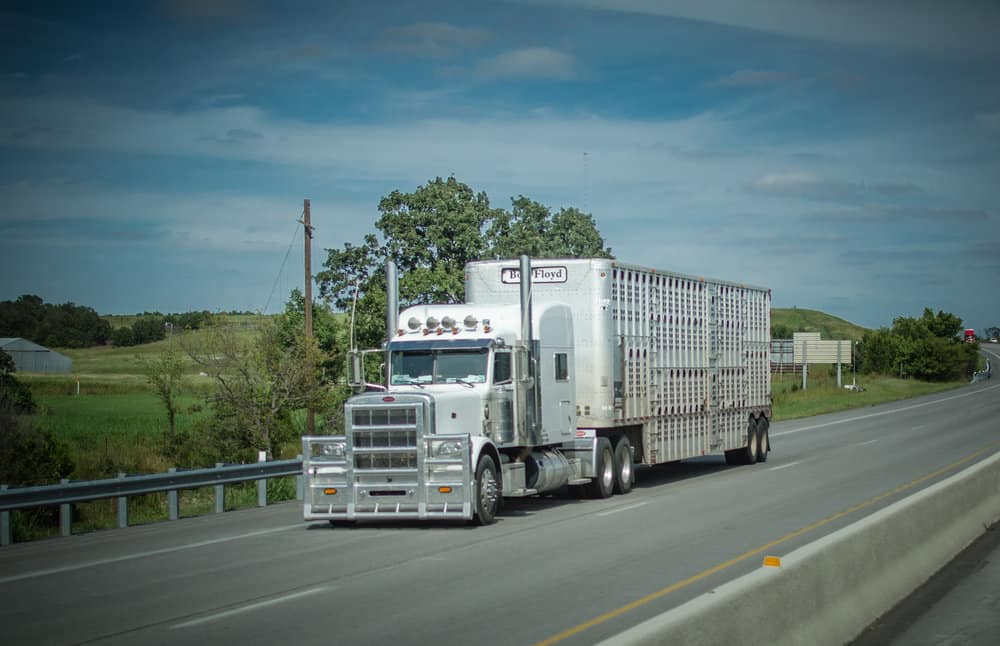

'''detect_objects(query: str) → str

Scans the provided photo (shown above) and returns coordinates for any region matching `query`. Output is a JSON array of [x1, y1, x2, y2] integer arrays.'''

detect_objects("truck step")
[[505, 488, 539, 498], [567, 478, 591, 486]]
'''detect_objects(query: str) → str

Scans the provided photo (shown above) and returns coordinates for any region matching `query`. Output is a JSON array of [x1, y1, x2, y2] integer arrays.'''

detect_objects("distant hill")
[[772, 308, 868, 340]]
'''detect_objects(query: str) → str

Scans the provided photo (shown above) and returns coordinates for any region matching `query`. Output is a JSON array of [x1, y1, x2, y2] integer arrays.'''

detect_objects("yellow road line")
[[533, 441, 1000, 646]]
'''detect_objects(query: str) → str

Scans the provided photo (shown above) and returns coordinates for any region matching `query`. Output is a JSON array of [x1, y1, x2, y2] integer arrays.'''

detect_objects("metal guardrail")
[[971, 358, 992, 383], [0, 458, 304, 546]]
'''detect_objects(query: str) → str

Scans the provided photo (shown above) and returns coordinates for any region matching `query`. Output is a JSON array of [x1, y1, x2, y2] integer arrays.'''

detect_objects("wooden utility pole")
[[303, 199, 315, 435]]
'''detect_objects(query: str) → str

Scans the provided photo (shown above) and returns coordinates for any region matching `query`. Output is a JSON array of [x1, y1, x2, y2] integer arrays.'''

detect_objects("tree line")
[[0, 294, 221, 348], [856, 308, 979, 382]]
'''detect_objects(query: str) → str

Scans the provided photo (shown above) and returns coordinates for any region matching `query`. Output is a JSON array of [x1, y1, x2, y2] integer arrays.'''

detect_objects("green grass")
[[33, 392, 211, 479], [772, 307, 868, 340], [771, 368, 966, 421]]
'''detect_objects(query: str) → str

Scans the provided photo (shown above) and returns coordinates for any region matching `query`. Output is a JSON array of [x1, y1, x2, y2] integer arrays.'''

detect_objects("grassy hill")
[[772, 307, 868, 340]]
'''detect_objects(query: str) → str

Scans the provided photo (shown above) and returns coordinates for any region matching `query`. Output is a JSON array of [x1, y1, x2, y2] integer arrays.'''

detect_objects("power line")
[[262, 211, 303, 313]]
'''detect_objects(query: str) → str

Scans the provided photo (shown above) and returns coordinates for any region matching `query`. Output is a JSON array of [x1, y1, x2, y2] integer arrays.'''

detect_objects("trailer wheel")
[[755, 417, 769, 464], [725, 419, 758, 465], [586, 438, 615, 499], [474, 455, 499, 525], [613, 435, 634, 495]]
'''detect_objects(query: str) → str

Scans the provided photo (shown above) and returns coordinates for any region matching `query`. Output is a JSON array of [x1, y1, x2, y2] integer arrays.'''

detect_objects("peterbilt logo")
[[500, 266, 568, 284]]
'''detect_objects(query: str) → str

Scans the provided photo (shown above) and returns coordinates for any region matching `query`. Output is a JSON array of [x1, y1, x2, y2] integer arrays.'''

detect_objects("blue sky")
[[1, 0, 998, 333]]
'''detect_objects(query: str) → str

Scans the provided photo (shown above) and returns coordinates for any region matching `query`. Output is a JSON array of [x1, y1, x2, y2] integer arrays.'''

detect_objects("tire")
[[474, 455, 499, 525], [586, 438, 615, 499], [755, 417, 770, 464], [613, 435, 634, 495], [725, 419, 758, 465]]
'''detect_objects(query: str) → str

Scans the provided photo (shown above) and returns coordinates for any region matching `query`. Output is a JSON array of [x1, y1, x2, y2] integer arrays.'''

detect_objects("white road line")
[[857, 440, 879, 447], [0, 523, 304, 584], [772, 383, 1000, 438], [768, 461, 802, 472], [596, 502, 648, 517], [171, 586, 331, 629]]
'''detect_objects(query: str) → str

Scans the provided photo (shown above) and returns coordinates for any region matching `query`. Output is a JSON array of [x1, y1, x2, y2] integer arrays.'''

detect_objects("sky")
[[1, 0, 998, 333]]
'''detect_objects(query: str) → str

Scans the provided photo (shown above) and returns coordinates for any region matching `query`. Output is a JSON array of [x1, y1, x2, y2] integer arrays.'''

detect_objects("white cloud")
[[529, 0, 1000, 57], [748, 172, 921, 202], [377, 22, 492, 58], [475, 47, 578, 80]]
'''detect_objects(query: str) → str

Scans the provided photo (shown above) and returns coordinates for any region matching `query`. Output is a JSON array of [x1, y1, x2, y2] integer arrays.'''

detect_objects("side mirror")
[[348, 350, 364, 394]]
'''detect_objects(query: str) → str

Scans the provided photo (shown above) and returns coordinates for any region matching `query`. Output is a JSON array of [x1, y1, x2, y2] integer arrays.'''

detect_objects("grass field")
[[772, 307, 868, 340], [771, 367, 965, 421]]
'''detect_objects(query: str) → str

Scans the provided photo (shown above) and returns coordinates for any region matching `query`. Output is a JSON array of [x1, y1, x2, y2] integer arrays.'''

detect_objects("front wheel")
[[586, 438, 615, 499], [474, 455, 499, 525], [613, 435, 634, 495]]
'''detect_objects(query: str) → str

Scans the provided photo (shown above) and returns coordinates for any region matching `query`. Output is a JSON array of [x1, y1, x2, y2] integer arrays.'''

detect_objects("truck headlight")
[[312, 441, 346, 459], [431, 439, 464, 459]]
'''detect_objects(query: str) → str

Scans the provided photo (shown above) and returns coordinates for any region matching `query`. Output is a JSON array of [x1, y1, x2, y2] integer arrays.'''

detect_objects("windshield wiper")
[[453, 378, 475, 389], [396, 379, 425, 389]]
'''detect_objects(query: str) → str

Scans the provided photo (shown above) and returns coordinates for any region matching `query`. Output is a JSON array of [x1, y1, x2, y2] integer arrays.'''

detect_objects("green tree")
[[111, 326, 136, 347], [140, 343, 185, 442], [1, 348, 72, 498], [185, 319, 332, 460], [919, 308, 963, 339], [317, 176, 612, 355], [132, 315, 167, 345], [0, 349, 36, 415], [772, 323, 793, 340]]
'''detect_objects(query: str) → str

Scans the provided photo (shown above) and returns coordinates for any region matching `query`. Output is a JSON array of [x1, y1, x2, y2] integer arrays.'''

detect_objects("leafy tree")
[[184, 319, 332, 460], [277, 289, 348, 383], [772, 323, 794, 340], [0, 420, 74, 486], [317, 176, 613, 355], [0, 295, 110, 348], [131, 315, 167, 345], [986, 326, 1000, 341], [919, 308, 963, 339], [1, 348, 72, 502], [860, 308, 977, 381], [111, 326, 136, 347], [140, 343, 185, 441], [0, 349, 36, 415]]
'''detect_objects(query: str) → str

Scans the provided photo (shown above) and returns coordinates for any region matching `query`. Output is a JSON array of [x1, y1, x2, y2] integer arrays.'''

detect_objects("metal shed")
[[0, 338, 73, 373]]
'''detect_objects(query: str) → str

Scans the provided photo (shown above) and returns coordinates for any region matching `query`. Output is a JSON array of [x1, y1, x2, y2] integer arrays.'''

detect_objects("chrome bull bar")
[[303, 433, 473, 521]]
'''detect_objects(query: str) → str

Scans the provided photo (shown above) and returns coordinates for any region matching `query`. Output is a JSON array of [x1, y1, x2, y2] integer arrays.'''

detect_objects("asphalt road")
[[2, 375, 998, 646]]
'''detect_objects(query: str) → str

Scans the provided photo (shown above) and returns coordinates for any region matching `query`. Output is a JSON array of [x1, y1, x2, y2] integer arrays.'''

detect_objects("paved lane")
[[2, 380, 998, 646]]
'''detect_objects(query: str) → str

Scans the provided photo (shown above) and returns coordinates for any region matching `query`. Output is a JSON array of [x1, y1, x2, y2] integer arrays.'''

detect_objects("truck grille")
[[350, 405, 420, 471]]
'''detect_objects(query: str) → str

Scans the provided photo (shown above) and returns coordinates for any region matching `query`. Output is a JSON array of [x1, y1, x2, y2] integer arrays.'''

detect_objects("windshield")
[[390, 348, 489, 385]]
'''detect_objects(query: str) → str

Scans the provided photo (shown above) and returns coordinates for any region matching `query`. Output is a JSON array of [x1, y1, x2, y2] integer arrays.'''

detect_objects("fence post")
[[215, 462, 226, 514], [168, 468, 179, 521], [60, 478, 71, 537], [296, 454, 304, 501], [117, 473, 128, 529], [214, 463, 225, 514], [257, 452, 267, 508], [1, 484, 10, 546]]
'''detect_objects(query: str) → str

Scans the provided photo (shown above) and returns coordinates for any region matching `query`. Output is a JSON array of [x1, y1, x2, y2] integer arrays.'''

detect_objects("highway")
[[2, 374, 998, 646]]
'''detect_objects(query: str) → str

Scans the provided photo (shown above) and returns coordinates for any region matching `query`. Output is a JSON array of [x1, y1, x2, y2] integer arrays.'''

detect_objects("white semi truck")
[[303, 256, 771, 525]]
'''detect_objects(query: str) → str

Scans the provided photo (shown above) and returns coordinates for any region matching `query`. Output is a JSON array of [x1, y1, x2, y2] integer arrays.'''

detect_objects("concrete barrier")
[[601, 451, 1000, 646]]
